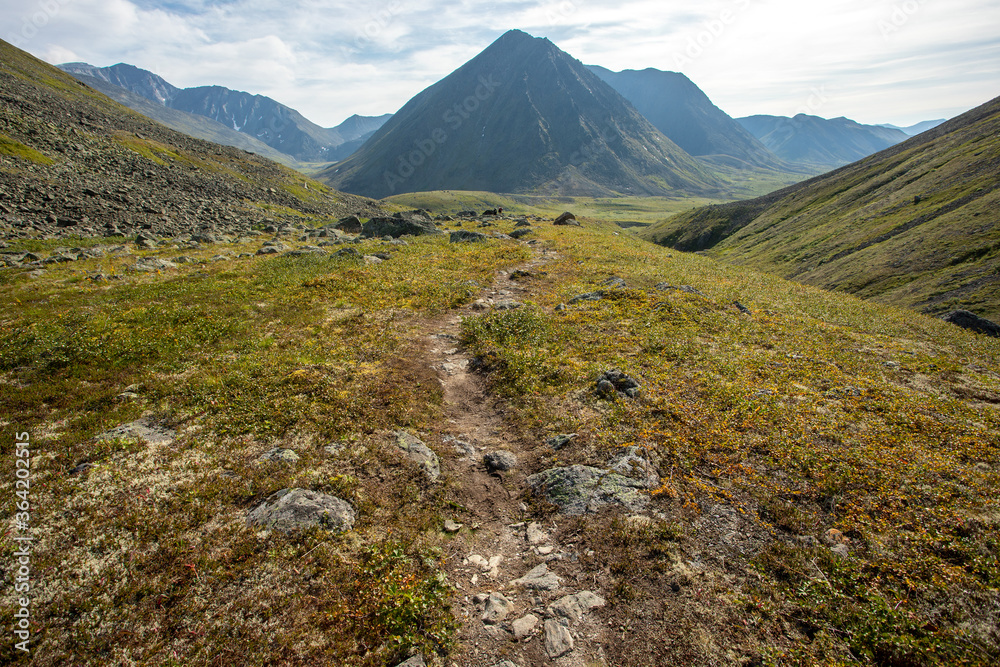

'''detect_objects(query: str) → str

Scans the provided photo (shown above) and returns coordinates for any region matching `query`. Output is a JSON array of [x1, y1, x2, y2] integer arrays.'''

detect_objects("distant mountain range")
[[737, 114, 909, 167], [319, 30, 725, 199], [58, 62, 390, 164], [878, 119, 947, 136], [587, 66, 792, 172], [644, 96, 1000, 321]]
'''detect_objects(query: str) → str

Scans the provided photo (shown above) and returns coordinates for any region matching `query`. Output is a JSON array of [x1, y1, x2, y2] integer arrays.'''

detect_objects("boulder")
[[247, 488, 355, 533], [527, 464, 649, 515], [450, 230, 489, 243], [512, 563, 562, 591], [484, 450, 517, 473], [362, 216, 442, 239], [548, 591, 606, 621], [553, 212, 579, 226], [941, 310, 1000, 337], [334, 215, 362, 233], [393, 431, 441, 480], [596, 368, 641, 398], [482, 592, 514, 624], [258, 447, 300, 463]]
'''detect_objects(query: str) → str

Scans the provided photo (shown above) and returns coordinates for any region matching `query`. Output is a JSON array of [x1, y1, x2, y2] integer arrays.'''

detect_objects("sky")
[[4, 0, 999, 128]]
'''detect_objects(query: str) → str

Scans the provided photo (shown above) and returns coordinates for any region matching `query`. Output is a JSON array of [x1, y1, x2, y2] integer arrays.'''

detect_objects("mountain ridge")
[[58, 61, 391, 164], [644, 94, 1000, 321], [319, 30, 725, 199]]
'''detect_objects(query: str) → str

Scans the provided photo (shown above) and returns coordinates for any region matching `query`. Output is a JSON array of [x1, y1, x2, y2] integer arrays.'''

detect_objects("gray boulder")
[[247, 488, 355, 533], [484, 450, 517, 473], [393, 431, 441, 481], [544, 618, 574, 658], [334, 216, 362, 233], [596, 368, 641, 398], [450, 230, 489, 243], [361, 217, 442, 239], [94, 417, 176, 445], [553, 212, 579, 226], [527, 465, 649, 515], [941, 310, 1000, 337]]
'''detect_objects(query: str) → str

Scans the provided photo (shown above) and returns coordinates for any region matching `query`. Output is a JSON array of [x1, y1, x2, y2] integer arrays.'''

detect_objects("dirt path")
[[414, 241, 611, 667]]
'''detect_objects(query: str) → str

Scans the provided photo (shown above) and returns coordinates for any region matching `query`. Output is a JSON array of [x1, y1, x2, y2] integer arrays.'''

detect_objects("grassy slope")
[[641, 96, 1000, 322], [2, 217, 998, 665]]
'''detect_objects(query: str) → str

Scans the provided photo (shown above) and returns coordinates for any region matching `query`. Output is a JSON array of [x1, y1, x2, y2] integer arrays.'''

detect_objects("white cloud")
[[2, 0, 997, 128]]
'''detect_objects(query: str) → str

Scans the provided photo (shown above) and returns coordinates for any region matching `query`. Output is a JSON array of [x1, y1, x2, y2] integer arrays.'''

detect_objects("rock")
[[132, 257, 177, 272], [482, 592, 514, 624], [526, 522, 548, 545], [393, 431, 440, 481], [527, 465, 649, 515], [493, 662, 520, 667], [484, 450, 517, 473], [444, 519, 463, 533], [941, 310, 1000, 337], [247, 488, 355, 533], [657, 283, 707, 298], [94, 417, 175, 445], [733, 301, 752, 315], [361, 217, 442, 239], [258, 447, 300, 464], [595, 368, 641, 398], [544, 618, 574, 658], [512, 613, 539, 639], [548, 591, 606, 621], [514, 220, 532, 227], [509, 228, 533, 239], [553, 212, 579, 226], [608, 446, 659, 488], [513, 563, 562, 591], [256, 245, 281, 255], [393, 655, 425, 667], [334, 216, 362, 233], [568, 291, 605, 304], [546, 433, 577, 451], [451, 230, 489, 243], [602, 276, 627, 289]]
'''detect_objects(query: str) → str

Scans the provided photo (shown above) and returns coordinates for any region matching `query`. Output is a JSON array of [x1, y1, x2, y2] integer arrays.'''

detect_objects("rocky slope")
[[644, 94, 1000, 321], [1, 40, 383, 246], [319, 30, 725, 199]]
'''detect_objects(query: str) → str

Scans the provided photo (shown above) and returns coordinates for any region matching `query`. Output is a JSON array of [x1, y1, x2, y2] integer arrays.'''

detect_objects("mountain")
[[643, 96, 1000, 321], [60, 69, 300, 166], [60, 61, 179, 104], [737, 114, 909, 167], [58, 62, 391, 164], [587, 66, 791, 171], [1, 39, 382, 243], [319, 30, 724, 199], [878, 119, 947, 136]]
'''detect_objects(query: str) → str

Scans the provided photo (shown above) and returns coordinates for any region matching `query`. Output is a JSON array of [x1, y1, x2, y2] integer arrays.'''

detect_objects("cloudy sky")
[[5, 0, 999, 128]]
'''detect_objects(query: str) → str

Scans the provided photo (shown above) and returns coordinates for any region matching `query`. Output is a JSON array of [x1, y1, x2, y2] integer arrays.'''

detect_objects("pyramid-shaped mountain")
[[587, 66, 789, 171], [319, 30, 724, 198]]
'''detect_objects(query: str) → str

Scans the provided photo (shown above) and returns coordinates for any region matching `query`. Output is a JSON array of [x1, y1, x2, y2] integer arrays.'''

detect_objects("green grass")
[[0, 132, 54, 164], [0, 233, 529, 666]]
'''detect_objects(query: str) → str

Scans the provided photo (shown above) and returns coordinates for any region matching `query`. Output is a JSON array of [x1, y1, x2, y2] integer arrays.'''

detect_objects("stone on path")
[[512, 613, 539, 639], [527, 464, 649, 515], [513, 563, 562, 591], [484, 450, 517, 473], [526, 522, 548, 545], [393, 430, 440, 481], [548, 591, 606, 622], [544, 618, 574, 658], [482, 592, 514, 624]]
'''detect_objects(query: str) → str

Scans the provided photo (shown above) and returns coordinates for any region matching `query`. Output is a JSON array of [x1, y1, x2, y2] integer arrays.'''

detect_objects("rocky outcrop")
[[247, 488, 355, 533]]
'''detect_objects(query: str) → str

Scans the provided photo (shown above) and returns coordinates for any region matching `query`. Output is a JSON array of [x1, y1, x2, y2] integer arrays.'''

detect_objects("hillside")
[[0, 40, 383, 243], [588, 66, 791, 172], [319, 30, 725, 199], [3, 34, 1000, 667], [738, 113, 909, 167], [59, 62, 391, 164], [643, 95, 1000, 322]]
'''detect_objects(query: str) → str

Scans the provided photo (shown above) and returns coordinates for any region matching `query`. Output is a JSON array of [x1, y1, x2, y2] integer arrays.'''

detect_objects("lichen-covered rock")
[[527, 464, 649, 515], [247, 488, 355, 533], [484, 450, 517, 472], [393, 431, 441, 480]]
